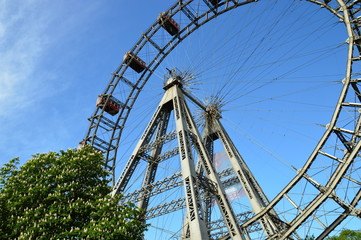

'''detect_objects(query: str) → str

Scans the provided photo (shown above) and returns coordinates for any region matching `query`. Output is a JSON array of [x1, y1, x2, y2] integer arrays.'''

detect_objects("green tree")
[[305, 235, 315, 240], [0, 146, 147, 239], [326, 229, 361, 240]]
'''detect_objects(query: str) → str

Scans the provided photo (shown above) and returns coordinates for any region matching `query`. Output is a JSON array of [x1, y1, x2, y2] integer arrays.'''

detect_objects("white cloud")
[[0, 22, 5, 39], [0, 1, 105, 118], [0, 0, 105, 163], [0, 0, 52, 116]]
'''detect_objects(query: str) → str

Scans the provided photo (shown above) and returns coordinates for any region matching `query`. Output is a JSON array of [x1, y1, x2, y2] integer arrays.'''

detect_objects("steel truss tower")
[[111, 70, 290, 239], [82, 1, 361, 238]]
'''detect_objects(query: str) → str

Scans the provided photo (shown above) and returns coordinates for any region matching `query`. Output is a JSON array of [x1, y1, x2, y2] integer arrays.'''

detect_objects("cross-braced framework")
[[112, 69, 292, 239], [82, 0, 361, 239]]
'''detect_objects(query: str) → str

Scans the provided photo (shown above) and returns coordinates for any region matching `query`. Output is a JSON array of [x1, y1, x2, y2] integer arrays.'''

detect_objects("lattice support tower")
[[82, 0, 361, 238], [111, 70, 290, 239]]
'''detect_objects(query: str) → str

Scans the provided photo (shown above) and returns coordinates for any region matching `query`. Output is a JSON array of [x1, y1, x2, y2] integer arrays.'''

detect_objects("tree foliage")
[[305, 235, 315, 240], [326, 229, 361, 240], [0, 146, 147, 239]]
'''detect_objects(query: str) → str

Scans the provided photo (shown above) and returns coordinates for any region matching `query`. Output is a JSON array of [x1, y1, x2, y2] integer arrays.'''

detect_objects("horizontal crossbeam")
[[139, 130, 177, 153], [121, 172, 183, 203], [146, 197, 186, 219]]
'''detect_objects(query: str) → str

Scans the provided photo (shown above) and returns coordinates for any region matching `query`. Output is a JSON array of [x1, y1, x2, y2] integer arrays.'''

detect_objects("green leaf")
[[0, 147, 147, 239]]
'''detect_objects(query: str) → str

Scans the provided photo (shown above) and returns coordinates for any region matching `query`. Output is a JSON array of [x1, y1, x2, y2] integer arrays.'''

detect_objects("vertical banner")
[[213, 150, 246, 201]]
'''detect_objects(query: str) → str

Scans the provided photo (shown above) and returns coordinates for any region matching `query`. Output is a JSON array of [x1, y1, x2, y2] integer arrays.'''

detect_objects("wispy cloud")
[[0, 0, 54, 116], [0, 0, 104, 163]]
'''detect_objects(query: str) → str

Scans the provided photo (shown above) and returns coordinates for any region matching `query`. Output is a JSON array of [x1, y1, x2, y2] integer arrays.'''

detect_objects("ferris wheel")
[[82, 0, 361, 239]]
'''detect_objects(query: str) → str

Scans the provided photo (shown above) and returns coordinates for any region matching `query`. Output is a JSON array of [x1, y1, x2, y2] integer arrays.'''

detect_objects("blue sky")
[[0, 0, 344, 177], [0, 0, 167, 163], [1, 0, 358, 238]]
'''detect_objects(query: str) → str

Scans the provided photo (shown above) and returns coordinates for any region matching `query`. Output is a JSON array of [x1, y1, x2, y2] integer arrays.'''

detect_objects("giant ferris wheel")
[[81, 0, 361, 239]]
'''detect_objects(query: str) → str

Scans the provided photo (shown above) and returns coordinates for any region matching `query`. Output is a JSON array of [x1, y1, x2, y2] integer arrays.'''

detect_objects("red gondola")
[[158, 12, 180, 36], [123, 51, 146, 73], [96, 95, 121, 116]]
